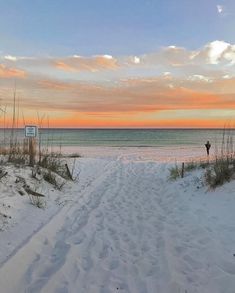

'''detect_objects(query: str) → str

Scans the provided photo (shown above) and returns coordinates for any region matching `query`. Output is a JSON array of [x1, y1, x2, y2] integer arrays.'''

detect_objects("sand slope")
[[0, 157, 235, 292]]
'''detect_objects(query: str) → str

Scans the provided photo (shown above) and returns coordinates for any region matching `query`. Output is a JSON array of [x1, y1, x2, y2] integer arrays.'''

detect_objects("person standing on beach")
[[205, 141, 211, 156]]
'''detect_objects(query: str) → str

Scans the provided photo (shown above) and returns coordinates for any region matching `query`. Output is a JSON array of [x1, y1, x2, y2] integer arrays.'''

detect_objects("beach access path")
[[0, 156, 235, 293]]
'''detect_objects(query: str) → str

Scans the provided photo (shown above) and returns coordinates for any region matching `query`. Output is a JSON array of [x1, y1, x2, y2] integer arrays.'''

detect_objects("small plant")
[[43, 170, 57, 186], [8, 154, 27, 165], [169, 163, 180, 180], [185, 161, 198, 171], [7, 145, 28, 165], [205, 156, 234, 188], [39, 153, 62, 172], [43, 170, 66, 190], [38, 152, 72, 180], [28, 194, 45, 208], [199, 160, 209, 169]]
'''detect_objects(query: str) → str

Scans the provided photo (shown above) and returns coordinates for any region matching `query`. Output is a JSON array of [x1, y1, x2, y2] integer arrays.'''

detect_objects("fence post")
[[181, 162, 184, 178], [29, 138, 36, 166]]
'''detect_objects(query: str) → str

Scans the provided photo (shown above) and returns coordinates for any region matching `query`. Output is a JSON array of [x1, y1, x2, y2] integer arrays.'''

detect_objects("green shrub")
[[39, 153, 70, 179], [43, 170, 65, 190], [185, 161, 198, 171], [199, 160, 209, 169], [205, 156, 234, 188], [169, 164, 180, 180]]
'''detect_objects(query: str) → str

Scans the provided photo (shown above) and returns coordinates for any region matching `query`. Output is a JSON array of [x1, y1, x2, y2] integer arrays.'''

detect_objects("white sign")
[[25, 125, 37, 137]]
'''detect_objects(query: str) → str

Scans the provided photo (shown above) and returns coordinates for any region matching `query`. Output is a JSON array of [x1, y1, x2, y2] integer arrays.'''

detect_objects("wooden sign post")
[[25, 125, 37, 166]]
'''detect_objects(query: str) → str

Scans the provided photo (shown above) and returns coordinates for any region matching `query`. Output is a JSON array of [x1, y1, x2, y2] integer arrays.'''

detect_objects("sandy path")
[[0, 159, 235, 293]]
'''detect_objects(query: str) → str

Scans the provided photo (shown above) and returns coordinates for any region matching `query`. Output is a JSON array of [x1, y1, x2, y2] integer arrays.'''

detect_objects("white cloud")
[[217, 4, 223, 14], [206, 40, 229, 64], [4, 55, 17, 61], [163, 71, 171, 76], [133, 56, 140, 64], [102, 55, 113, 59], [163, 72, 172, 80], [223, 74, 230, 79], [188, 74, 211, 82], [223, 47, 235, 64]]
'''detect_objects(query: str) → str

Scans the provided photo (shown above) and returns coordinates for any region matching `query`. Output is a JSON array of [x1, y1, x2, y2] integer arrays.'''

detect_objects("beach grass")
[[169, 163, 181, 180]]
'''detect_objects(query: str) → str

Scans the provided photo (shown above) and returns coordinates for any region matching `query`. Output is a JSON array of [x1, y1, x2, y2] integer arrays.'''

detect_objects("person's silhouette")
[[205, 141, 211, 156]]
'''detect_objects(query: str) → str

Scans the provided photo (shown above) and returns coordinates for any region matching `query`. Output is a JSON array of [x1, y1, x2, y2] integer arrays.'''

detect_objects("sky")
[[0, 0, 235, 128]]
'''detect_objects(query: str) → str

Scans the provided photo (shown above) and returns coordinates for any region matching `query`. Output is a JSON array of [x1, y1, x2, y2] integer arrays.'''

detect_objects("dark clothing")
[[205, 142, 211, 155]]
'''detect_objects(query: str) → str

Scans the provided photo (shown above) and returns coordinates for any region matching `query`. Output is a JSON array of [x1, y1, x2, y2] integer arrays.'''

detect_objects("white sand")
[[0, 148, 234, 293], [62, 145, 209, 162]]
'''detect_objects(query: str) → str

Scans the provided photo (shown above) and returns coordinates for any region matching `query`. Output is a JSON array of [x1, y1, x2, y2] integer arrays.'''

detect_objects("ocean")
[[0, 128, 231, 148]]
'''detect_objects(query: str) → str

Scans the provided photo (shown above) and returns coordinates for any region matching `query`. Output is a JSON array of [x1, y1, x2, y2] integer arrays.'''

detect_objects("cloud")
[[53, 55, 119, 72], [217, 4, 224, 14], [206, 40, 230, 64], [38, 79, 74, 91], [216, 4, 229, 16], [4, 55, 18, 62], [1, 75, 234, 115], [139, 45, 192, 68], [54, 61, 75, 72], [0, 64, 26, 78], [191, 40, 235, 66], [3, 55, 36, 63], [2, 40, 235, 80], [187, 74, 211, 82], [133, 56, 140, 64]]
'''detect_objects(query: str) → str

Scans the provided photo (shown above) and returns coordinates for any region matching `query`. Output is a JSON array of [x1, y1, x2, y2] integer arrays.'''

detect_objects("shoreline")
[[59, 145, 212, 162]]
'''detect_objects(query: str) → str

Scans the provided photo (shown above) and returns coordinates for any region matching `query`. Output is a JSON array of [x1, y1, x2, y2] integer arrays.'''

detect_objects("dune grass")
[[169, 128, 235, 188]]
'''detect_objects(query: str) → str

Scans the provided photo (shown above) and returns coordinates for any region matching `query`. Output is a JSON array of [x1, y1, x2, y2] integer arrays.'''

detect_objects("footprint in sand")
[[183, 254, 203, 270], [99, 244, 109, 259], [217, 259, 235, 275], [81, 255, 93, 271], [71, 231, 86, 245], [109, 259, 119, 270]]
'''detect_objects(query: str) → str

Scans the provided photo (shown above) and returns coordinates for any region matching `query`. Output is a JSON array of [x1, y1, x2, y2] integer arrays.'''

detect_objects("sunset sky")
[[1, 0, 235, 128]]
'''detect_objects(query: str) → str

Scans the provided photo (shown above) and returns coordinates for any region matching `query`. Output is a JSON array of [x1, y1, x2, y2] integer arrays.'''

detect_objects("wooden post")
[[65, 163, 73, 180], [23, 138, 29, 154], [181, 162, 184, 178], [29, 138, 36, 166]]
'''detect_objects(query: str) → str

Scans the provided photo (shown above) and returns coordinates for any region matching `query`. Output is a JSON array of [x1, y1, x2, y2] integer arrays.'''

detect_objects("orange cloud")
[[53, 55, 118, 72], [54, 61, 75, 72], [0, 64, 26, 78], [38, 79, 73, 91], [1, 76, 235, 116]]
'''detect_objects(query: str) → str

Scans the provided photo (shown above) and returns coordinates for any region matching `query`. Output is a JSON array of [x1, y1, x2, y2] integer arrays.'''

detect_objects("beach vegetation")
[[199, 160, 209, 169], [169, 160, 201, 180], [169, 163, 181, 180], [205, 156, 235, 188], [204, 128, 235, 188], [185, 161, 198, 172], [42, 170, 65, 190], [28, 193, 45, 209]]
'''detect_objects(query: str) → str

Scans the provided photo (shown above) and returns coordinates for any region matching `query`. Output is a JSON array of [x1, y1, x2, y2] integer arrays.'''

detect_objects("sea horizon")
[[0, 128, 231, 149], [0, 127, 232, 130]]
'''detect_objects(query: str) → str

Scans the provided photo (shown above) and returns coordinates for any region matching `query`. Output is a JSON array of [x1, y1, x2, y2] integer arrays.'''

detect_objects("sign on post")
[[25, 125, 37, 137], [25, 125, 37, 166]]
